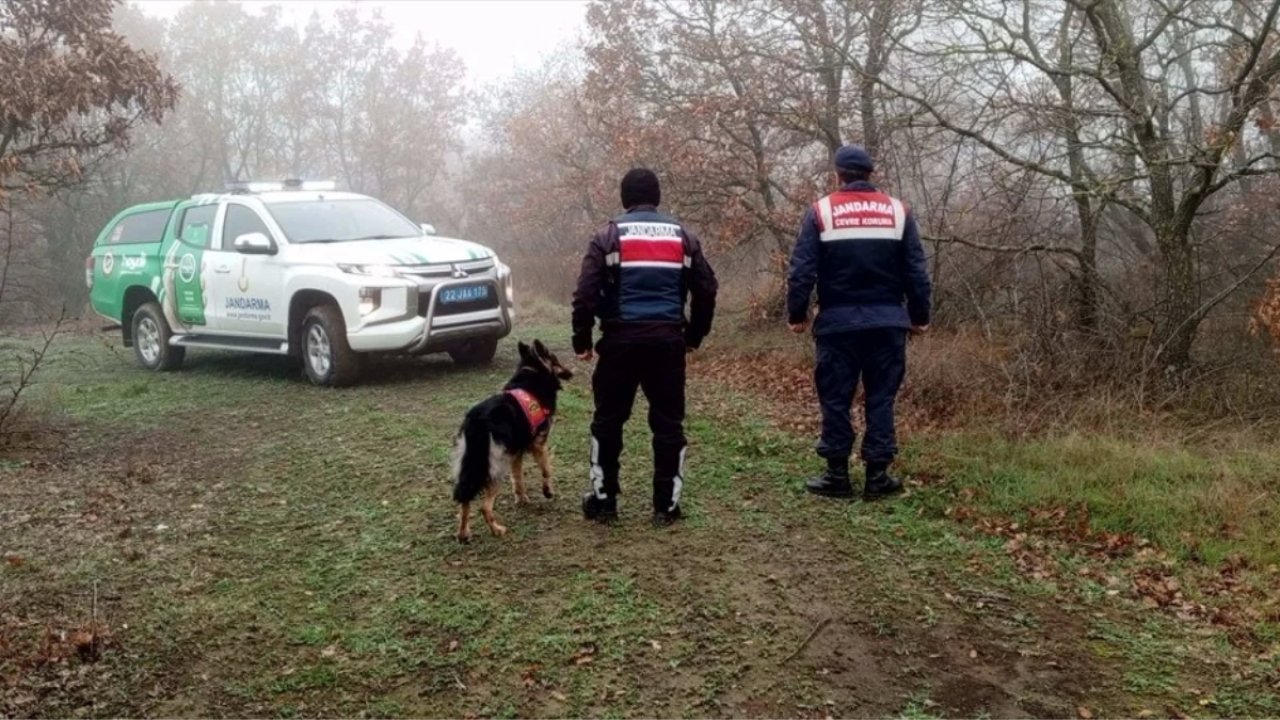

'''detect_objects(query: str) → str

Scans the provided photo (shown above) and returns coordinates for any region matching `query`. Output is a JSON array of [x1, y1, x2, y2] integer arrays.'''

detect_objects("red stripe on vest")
[[619, 239, 685, 264], [828, 191, 898, 230], [507, 388, 550, 431]]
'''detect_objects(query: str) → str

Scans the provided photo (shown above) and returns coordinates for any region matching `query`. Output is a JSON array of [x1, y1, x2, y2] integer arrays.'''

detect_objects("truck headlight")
[[358, 287, 381, 316], [339, 263, 400, 278]]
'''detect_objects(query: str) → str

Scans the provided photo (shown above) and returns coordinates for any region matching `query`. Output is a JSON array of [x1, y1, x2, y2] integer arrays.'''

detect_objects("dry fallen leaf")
[[550, 690, 568, 702], [571, 643, 597, 665], [650, 639, 662, 651], [321, 644, 338, 658], [969, 649, 978, 659], [1077, 706, 1093, 719], [4, 553, 23, 567]]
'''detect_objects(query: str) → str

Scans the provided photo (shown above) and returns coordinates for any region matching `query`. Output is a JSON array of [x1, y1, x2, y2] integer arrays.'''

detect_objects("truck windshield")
[[265, 198, 421, 243]]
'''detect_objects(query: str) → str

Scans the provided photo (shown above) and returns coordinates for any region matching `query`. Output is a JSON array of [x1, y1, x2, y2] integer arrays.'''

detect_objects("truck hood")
[[287, 235, 494, 267]]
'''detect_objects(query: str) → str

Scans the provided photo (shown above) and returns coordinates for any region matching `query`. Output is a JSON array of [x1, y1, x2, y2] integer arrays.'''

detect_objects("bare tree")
[[0, 0, 175, 431]]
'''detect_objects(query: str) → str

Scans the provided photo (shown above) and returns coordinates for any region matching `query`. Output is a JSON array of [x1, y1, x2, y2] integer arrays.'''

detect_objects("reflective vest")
[[506, 388, 551, 432], [813, 189, 910, 309], [602, 209, 691, 323], [816, 192, 906, 242]]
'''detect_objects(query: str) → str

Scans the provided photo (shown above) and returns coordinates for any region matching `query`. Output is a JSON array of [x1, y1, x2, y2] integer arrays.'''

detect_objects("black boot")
[[582, 492, 618, 523], [651, 505, 682, 527], [863, 462, 904, 501], [806, 456, 855, 499], [651, 477, 682, 526]]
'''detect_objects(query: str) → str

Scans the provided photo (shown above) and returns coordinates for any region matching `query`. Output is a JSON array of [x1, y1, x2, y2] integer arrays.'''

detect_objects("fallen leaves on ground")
[[699, 340, 1280, 670], [570, 642, 597, 665]]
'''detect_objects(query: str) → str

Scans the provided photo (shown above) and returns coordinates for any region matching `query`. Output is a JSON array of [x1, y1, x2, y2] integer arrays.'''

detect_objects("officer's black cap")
[[621, 168, 661, 209], [834, 145, 875, 174]]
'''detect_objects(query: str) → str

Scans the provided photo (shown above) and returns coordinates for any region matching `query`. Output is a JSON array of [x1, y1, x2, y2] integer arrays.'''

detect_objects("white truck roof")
[[190, 190, 369, 205]]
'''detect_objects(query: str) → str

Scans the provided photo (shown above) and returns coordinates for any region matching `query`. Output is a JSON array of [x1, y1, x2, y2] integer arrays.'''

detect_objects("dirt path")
[[1, 330, 1269, 717]]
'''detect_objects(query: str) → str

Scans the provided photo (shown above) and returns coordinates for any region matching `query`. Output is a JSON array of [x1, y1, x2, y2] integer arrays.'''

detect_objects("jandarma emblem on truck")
[[179, 253, 197, 283]]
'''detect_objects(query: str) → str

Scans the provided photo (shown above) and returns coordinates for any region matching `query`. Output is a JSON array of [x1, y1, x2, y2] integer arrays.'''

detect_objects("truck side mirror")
[[233, 232, 276, 255], [420, 223, 436, 236]]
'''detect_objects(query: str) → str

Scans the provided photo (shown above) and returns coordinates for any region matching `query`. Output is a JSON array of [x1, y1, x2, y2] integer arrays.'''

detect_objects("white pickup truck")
[[86, 180, 514, 386]]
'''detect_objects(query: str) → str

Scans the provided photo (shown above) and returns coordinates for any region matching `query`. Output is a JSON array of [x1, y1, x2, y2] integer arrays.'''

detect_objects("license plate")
[[440, 284, 490, 304]]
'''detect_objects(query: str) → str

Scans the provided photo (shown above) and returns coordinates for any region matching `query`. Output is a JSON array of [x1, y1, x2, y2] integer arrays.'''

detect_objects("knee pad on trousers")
[[588, 436, 619, 498], [653, 446, 686, 512]]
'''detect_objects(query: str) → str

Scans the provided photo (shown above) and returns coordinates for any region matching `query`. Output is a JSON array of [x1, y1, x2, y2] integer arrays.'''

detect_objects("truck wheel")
[[449, 337, 498, 366], [301, 305, 362, 387], [132, 302, 185, 372]]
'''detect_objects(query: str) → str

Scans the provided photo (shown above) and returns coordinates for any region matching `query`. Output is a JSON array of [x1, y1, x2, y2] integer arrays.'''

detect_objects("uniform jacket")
[[572, 206, 718, 353], [787, 181, 931, 334]]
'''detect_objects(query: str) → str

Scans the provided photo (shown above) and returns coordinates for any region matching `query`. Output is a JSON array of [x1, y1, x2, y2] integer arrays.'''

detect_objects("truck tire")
[[131, 302, 185, 372], [301, 304, 362, 387], [448, 337, 499, 366]]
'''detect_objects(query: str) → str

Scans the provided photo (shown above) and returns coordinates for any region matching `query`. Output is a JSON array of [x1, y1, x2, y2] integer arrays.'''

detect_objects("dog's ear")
[[517, 341, 536, 366], [518, 341, 547, 371], [533, 339, 573, 381], [532, 339, 551, 360]]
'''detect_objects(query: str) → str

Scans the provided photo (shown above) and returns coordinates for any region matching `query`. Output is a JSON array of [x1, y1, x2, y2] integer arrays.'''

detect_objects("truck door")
[[162, 203, 218, 331], [207, 202, 288, 338]]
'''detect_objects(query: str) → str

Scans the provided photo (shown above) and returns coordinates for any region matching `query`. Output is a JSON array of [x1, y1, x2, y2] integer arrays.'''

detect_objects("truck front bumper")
[[346, 277, 513, 354], [407, 277, 513, 354]]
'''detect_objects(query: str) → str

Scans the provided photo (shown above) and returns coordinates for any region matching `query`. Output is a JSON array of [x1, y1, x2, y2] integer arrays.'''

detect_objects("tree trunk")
[[858, 0, 891, 157], [1154, 226, 1199, 366], [1075, 205, 1100, 332]]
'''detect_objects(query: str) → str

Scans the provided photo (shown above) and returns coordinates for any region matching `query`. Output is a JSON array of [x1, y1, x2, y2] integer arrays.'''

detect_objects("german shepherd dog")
[[452, 340, 573, 542]]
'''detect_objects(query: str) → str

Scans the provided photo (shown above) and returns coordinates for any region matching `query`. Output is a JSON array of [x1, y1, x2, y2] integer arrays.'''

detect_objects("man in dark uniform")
[[572, 168, 719, 525], [787, 145, 932, 500]]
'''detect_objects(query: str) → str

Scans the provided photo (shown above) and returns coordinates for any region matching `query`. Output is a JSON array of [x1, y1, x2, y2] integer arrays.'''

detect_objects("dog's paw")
[[490, 524, 509, 537], [516, 493, 532, 506], [542, 485, 555, 499], [457, 532, 472, 544]]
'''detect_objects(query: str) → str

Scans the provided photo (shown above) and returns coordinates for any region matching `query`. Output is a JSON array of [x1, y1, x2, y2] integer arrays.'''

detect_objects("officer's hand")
[[910, 325, 930, 336], [576, 350, 595, 362], [789, 321, 809, 334]]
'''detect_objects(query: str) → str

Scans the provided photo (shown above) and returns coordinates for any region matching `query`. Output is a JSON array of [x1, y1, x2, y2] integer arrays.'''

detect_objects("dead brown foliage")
[[1252, 277, 1280, 348]]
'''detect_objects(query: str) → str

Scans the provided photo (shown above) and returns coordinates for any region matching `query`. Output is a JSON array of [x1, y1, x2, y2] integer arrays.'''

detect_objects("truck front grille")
[[400, 258, 494, 279]]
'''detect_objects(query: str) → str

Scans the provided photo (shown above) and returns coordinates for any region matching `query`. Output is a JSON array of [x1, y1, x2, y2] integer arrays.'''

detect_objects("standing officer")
[[572, 168, 719, 526], [787, 145, 931, 500]]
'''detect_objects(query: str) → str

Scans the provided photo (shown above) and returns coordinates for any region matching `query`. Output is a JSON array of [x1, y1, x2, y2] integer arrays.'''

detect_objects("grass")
[[917, 431, 1280, 567], [1, 313, 1278, 716]]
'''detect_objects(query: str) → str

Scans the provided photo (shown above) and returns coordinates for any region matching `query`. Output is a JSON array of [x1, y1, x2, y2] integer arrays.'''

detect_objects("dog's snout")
[[557, 367, 574, 380]]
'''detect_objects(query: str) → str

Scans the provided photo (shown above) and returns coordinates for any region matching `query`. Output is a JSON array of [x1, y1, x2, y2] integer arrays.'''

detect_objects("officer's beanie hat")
[[620, 168, 662, 209], [834, 145, 875, 174]]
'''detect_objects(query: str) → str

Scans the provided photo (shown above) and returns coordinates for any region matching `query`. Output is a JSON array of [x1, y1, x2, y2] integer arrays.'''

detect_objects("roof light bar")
[[227, 180, 284, 193], [226, 179, 337, 193]]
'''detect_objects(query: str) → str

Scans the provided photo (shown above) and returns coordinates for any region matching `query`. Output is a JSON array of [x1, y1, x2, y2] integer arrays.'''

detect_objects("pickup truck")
[[86, 181, 514, 386]]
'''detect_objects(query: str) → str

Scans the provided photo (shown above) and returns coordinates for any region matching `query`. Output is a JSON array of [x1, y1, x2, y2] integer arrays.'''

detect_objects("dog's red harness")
[[506, 388, 551, 432]]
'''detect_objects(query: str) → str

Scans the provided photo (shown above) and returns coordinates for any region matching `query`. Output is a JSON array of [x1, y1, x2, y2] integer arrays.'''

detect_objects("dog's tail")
[[452, 413, 493, 504]]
